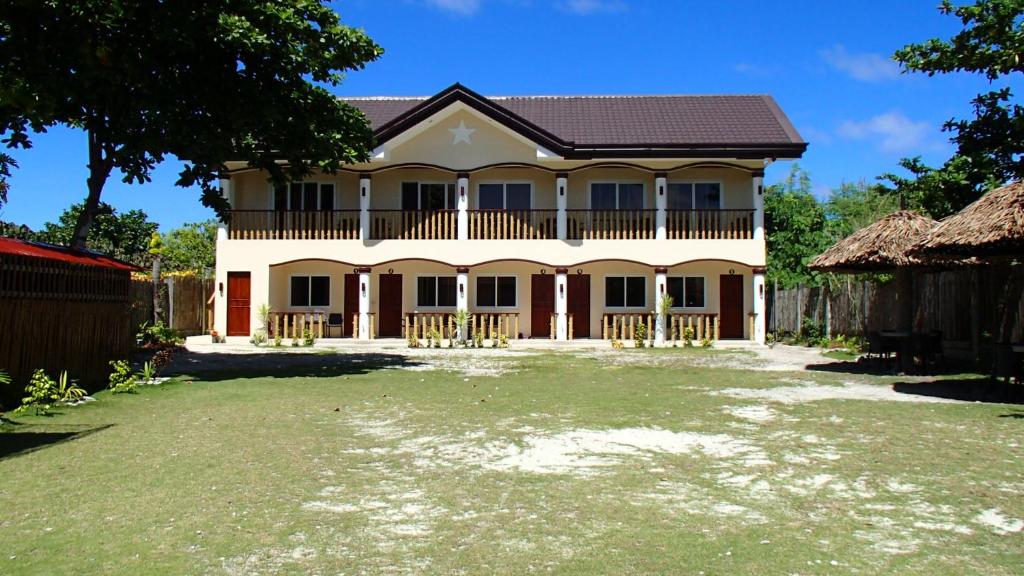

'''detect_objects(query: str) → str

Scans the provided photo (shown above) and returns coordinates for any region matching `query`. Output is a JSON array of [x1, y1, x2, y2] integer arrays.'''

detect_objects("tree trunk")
[[71, 128, 111, 251]]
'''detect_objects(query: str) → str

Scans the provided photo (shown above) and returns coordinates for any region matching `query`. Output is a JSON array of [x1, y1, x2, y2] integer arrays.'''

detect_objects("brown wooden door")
[[343, 274, 358, 337], [719, 274, 744, 339], [378, 274, 403, 337], [531, 274, 555, 338], [226, 272, 251, 336], [567, 274, 591, 338]]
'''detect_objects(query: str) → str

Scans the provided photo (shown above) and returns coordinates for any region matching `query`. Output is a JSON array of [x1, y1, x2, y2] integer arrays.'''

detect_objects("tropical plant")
[[55, 371, 86, 403], [151, 348, 173, 378], [17, 369, 58, 415], [302, 329, 316, 347], [138, 362, 156, 385], [407, 331, 421, 348], [700, 336, 714, 348], [634, 321, 647, 348], [0, 1, 383, 249], [498, 333, 509, 349], [683, 327, 695, 348], [430, 329, 442, 349], [250, 330, 268, 347], [108, 360, 136, 394], [137, 321, 184, 347], [453, 310, 470, 344], [273, 334, 283, 347], [659, 293, 675, 315]]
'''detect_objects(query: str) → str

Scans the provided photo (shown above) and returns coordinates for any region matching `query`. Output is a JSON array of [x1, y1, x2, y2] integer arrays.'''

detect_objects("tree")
[[0, 1, 383, 250], [889, 0, 1024, 215], [36, 202, 158, 266], [825, 180, 900, 238], [0, 152, 14, 209], [162, 220, 218, 275], [764, 164, 836, 289]]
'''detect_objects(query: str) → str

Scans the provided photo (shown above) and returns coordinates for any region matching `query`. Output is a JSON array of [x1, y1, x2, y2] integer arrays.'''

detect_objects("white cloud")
[[799, 125, 832, 145], [423, 0, 480, 15], [837, 111, 936, 153], [558, 0, 627, 14], [820, 44, 901, 82]]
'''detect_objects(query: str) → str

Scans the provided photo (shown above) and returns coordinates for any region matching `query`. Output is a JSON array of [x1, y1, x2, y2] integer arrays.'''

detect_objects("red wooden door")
[[343, 274, 358, 337], [567, 274, 591, 338], [226, 272, 251, 336], [378, 274, 403, 337], [719, 274, 744, 339], [531, 274, 555, 338]]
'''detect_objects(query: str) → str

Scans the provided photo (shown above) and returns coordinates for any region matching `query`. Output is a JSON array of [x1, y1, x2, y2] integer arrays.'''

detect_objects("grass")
[[1, 347, 1021, 575]]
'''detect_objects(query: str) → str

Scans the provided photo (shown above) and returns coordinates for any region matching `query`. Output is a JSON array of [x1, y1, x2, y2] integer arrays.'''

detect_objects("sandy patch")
[[975, 508, 1024, 534], [724, 405, 777, 423], [715, 380, 961, 404]]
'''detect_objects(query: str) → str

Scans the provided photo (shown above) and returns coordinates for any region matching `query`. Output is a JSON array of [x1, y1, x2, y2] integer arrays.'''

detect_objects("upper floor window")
[[666, 276, 706, 308], [291, 275, 330, 307], [402, 182, 456, 211], [417, 276, 457, 307], [605, 276, 646, 308], [590, 182, 644, 210], [476, 276, 517, 307], [274, 182, 335, 211], [478, 183, 532, 210], [667, 182, 721, 210]]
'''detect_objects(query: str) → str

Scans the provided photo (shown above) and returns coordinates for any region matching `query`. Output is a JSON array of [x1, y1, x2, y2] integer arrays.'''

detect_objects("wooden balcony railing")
[[666, 313, 720, 343], [228, 210, 360, 240], [404, 313, 457, 340], [269, 311, 326, 339], [548, 313, 575, 339], [468, 210, 557, 240], [471, 313, 519, 340], [403, 312, 520, 341], [567, 210, 657, 240], [665, 209, 754, 240], [371, 210, 458, 240]]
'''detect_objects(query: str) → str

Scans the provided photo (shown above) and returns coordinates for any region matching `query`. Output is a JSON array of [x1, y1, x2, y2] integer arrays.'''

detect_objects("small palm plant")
[[55, 371, 86, 403], [453, 309, 470, 345]]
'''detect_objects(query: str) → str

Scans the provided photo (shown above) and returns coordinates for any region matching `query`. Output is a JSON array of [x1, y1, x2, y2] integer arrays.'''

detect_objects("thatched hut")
[[914, 180, 1024, 259], [810, 210, 938, 334]]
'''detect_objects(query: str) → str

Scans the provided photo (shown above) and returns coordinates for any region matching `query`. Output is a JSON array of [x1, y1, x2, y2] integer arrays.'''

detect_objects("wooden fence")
[[0, 253, 134, 407], [130, 276, 214, 337], [767, 266, 1024, 359]]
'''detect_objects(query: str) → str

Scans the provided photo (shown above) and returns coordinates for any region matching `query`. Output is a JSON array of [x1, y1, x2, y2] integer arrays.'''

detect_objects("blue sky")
[[4, 0, 1018, 231]]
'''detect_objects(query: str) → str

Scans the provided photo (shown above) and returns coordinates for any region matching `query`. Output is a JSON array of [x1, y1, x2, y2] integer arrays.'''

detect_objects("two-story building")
[[213, 83, 806, 344]]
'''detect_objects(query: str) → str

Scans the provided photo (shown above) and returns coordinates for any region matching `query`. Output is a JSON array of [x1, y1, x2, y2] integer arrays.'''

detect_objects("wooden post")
[[514, 314, 519, 339]]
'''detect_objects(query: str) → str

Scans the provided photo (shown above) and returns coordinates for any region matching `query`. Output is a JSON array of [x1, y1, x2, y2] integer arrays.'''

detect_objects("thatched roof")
[[809, 210, 938, 273], [914, 181, 1024, 258]]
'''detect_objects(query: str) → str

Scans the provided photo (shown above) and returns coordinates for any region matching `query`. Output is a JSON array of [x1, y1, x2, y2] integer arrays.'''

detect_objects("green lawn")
[[1, 347, 1021, 575]]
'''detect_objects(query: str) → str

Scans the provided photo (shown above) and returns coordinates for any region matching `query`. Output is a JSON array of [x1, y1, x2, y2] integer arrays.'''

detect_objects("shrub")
[[683, 327, 694, 348], [407, 332, 421, 348], [700, 336, 714, 348], [250, 329, 268, 347], [474, 329, 484, 349], [18, 369, 58, 415], [430, 329, 442, 349], [273, 334, 282, 347], [800, 316, 824, 343], [291, 338, 300, 347], [108, 360, 136, 394], [137, 321, 184, 347], [151, 348, 173, 377], [498, 333, 509, 349], [138, 361, 156, 384], [611, 338, 624, 350], [634, 321, 647, 348], [302, 329, 316, 347]]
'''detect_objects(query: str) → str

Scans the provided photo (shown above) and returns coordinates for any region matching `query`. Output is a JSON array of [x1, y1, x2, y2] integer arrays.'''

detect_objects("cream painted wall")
[[386, 108, 538, 168], [268, 261, 349, 316]]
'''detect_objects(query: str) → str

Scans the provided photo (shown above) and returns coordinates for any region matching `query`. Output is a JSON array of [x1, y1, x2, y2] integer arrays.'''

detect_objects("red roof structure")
[[0, 237, 141, 271]]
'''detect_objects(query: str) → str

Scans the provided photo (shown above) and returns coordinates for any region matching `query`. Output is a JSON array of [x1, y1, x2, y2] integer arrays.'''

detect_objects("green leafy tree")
[[0, 152, 15, 209], [0, 220, 36, 240], [764, 165, 835, 289], [36, 202, 158, 266], [825, 180, 900, 238], [888, 0, 1024, 217], [0, 1, 382, 250], [162, 220, 218, 275]]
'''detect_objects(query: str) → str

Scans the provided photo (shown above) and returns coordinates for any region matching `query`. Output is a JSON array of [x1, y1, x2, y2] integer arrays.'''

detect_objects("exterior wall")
[[386, 108, 538, 168], [269, 261, 348, 317]]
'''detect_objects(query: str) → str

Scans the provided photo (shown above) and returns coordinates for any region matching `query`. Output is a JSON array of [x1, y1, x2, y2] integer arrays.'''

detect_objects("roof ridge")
[[341, 94, 771, 100]]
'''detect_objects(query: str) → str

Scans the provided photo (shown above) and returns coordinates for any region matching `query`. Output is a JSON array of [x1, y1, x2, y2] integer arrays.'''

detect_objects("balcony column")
[[457, 172, 469, 240], [752, 267, 766, 344], [556, 172, 568, 240], [456, 266, 469, 340], [357, 267, 372, 339], [654, 267, 668, 345], [218, 176, 232, 242], [555, 268, 568, 340], [655, 172, 667, 240], [359, 174, 371, 241], [752, 171, 765, 240]]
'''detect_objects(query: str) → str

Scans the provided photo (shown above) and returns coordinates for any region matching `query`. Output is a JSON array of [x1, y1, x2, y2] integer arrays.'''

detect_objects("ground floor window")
[[476, 276, 517, 307], [417, 276, 457, 307], [290, 275, 330, 307], [605, 276, 646, 308], [666, 276, 706, 308]]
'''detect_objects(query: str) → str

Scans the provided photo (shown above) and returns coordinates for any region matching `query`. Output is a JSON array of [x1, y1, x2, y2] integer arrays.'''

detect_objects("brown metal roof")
[[341, 84, 805, 154]]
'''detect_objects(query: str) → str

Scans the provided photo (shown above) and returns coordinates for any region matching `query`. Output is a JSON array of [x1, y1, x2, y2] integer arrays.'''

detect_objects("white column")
[[654, 268, 668, 345], [217, 177, 232, 242], [556, 173, 568, 240], [752, 271, 766, 344], [752, 173, 765, 240], [655, 173, 667, 240], [359, 175, 371, 241], [358, 269, 371, 339], [457, 173, 469, 240], [456, 267, 469, 340], [555, 270, 568, 340]]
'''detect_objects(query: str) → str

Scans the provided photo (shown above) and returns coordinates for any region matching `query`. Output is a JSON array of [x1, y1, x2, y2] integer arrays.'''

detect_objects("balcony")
[[226, 208, 755, 241]]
